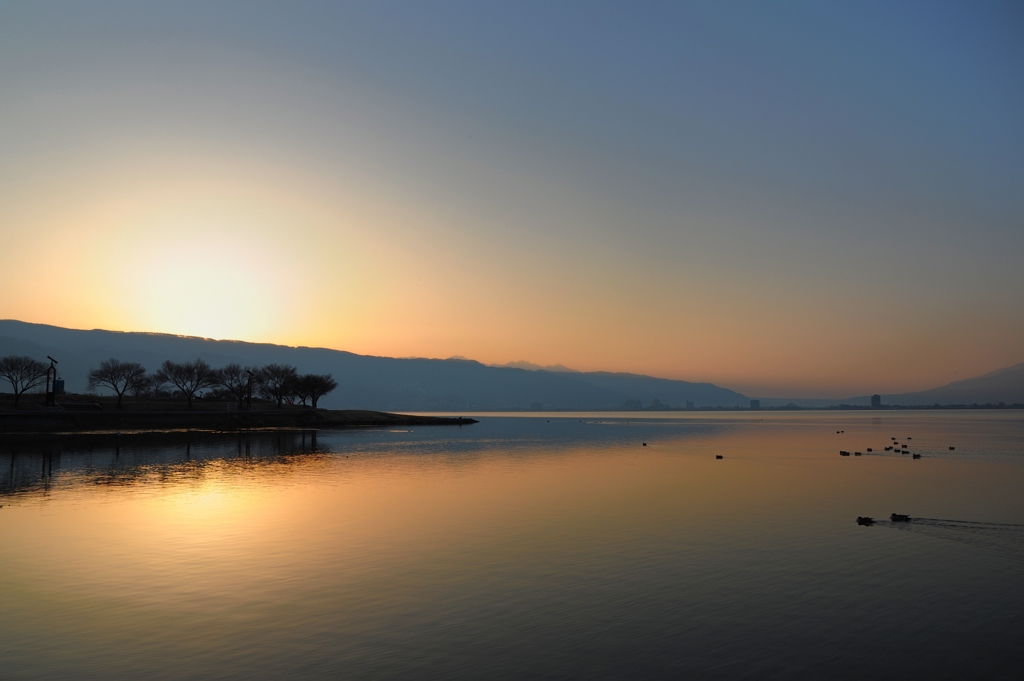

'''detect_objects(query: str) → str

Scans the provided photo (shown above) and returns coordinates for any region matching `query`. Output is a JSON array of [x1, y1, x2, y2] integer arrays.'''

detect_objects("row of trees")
[[88, 359, 338, 409], [0, 355, 337, 410]]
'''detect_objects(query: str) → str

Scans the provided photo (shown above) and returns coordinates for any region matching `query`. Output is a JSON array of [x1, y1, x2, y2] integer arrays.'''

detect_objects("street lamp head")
[[47, 356, 58, 364]]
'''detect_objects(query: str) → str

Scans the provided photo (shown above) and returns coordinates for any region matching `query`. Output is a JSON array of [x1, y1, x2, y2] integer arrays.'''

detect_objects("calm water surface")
[[1, 412, 1023, 680]]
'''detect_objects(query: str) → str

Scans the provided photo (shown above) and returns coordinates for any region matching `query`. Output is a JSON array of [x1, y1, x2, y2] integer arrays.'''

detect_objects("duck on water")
[[856, 514, 911, 525]]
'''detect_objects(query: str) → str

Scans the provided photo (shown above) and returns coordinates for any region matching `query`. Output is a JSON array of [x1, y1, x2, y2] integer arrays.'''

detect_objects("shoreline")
[[0, 408, 477, 435]]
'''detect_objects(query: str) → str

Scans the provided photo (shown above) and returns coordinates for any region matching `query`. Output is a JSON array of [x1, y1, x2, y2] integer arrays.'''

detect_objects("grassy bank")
[[0, 398, 476, 434]]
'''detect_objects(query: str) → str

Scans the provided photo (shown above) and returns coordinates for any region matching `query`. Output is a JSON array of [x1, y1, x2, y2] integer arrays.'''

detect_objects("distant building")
[[871, 394, 882, 408], [686, 401, 695, 410], [750, 399, 760, 409]]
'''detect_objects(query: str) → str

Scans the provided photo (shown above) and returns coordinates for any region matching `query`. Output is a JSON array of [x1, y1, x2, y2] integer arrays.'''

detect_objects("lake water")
[[2, 411, 1023, 680]]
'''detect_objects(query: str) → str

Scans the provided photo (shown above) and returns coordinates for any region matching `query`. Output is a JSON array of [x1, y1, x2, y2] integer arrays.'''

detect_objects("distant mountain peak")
[[490, 360, 579, 373]]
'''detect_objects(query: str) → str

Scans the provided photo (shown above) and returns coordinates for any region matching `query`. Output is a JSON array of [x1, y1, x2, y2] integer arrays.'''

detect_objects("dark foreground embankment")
[[0, 408, 476, 434]]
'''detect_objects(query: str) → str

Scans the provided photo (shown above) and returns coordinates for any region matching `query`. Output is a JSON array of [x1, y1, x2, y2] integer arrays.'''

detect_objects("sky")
[[1, 1, 1022, 398]]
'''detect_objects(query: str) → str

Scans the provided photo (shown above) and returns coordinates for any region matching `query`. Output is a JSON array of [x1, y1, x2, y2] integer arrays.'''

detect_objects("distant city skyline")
[[2, 2, 1022, 398]]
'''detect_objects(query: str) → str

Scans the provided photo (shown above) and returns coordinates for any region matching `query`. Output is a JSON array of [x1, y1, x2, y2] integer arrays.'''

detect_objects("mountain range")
[[488, 360, 579, 373], [865, 363, 1024, 406], [752, 363, 1024, 408], [1, 320, 1021, 409], [0, 320, 745, 410]]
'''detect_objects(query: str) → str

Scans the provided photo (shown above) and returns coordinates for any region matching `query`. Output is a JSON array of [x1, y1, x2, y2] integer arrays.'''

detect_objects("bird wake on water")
[[859, 516, 1024, 563]]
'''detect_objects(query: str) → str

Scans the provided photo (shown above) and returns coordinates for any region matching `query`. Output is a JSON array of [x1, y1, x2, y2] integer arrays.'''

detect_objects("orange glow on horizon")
[[2, 8, 1021, 399]]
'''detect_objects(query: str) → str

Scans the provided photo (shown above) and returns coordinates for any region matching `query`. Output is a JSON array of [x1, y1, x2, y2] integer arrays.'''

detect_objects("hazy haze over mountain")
[[874, 363, 1024, 406], [756, 365, 1024, 408], [490, 361, 579, 373]]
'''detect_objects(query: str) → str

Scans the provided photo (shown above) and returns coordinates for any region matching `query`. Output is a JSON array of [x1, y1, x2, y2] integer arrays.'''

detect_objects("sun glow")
[[115, 221, 306, 341]]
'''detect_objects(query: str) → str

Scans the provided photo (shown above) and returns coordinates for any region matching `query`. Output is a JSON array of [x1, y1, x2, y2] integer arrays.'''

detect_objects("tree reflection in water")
[[1, 430, 326, 498]]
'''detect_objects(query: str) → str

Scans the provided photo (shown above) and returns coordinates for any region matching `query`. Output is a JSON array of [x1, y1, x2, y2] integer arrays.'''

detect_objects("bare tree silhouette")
[[87, 359, 149, 409], [0, 355, 48, 408], [292, 375, 312, 406], [148, 373, 168, 398], [255, 364, 298, 408], [216, 363, 256, 404], [130, 375, 157, 399], [154, 359, 219, 408], [297, 374, 338, 409]]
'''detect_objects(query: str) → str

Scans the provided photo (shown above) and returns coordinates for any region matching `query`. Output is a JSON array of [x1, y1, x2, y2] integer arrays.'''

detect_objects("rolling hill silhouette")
[[756, 365, 1024, 408], [5, 321, 1019, 409], [873, 363, 1024, 406], [0, 320, 747, 410]]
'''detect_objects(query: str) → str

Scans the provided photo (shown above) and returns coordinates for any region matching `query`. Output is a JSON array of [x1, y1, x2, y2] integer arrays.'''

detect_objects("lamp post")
[[245, 370, 253, 410], [45, 356, 58, 407]]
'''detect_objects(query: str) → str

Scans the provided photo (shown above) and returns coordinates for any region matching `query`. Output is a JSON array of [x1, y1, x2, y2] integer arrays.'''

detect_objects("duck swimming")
[[857, 517, 874, 526], [891, 513, 911, 522]]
